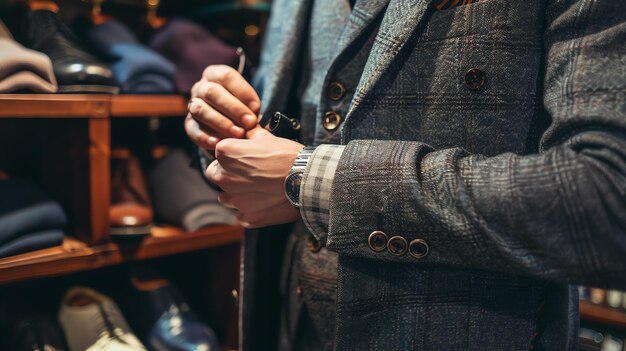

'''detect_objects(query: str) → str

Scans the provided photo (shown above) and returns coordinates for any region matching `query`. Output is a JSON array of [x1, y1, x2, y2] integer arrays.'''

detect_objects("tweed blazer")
[[240, 0, 626, 350]]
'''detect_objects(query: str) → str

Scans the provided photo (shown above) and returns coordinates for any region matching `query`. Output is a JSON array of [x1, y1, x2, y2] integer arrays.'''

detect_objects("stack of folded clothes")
[[148, 148, 236, 231], [0, 174, 66, 258], [149, 18, 238, 94], [86, 19, 176, 94], [0, 19, 57, 93]]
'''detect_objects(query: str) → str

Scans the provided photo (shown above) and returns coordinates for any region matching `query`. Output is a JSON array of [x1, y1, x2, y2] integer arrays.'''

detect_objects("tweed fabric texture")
[[244, 0, 626, 350]]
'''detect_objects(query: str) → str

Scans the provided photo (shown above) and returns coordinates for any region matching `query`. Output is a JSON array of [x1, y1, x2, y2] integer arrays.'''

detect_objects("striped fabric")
[[435, 0, 479, 10]]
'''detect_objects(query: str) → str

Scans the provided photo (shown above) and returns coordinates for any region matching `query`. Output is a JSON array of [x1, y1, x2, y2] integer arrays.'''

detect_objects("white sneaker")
[[59, 287, 147, 351]]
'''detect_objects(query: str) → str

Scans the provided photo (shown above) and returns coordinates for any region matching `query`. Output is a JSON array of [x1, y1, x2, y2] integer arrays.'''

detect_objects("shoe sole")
[[58, 85, 120, 94], [110, 225, 152, 237]]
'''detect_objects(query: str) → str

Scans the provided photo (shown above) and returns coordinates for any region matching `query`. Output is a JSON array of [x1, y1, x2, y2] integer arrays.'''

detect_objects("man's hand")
[[206, 127, 304, 228], [185, 65, 260, 150]]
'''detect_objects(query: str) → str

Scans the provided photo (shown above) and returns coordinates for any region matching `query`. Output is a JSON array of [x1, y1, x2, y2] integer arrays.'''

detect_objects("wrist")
[[284, 146, 317, 208]]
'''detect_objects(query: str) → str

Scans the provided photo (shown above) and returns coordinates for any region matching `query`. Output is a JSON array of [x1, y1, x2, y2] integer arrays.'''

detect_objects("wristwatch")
[[285, 146, 317, 208]]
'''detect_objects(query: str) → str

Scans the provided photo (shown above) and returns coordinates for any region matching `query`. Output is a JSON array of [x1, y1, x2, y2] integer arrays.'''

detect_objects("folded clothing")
[[0, 229, 64, 258], [0, 177, 66, 245], [148, 148, 236, 230], [0, 20, 57, 93], [149, 18, 238, 94], [87, 19, 175, 94]]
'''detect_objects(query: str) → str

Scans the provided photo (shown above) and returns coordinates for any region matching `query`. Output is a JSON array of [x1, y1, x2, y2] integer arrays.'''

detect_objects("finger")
[[184, 114, 227, 150], [245, 125, 272, 140], [194, 81, 258, 130], [217, 193, 236, 209], [205, 160, 224, 186], [190, 80, 203, 98], [202, 65, 260, 114], [189, 97, 246, 139]]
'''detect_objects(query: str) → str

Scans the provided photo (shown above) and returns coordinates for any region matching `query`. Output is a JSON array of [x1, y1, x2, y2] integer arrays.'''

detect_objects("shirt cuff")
[[300, 144, 346, 242]]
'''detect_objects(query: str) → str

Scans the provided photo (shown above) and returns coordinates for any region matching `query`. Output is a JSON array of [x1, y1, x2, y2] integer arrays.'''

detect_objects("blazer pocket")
[[424, 0, 507, 41]]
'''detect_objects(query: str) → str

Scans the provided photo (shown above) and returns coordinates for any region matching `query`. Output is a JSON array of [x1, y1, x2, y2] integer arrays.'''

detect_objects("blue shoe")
[[129, 272, 221, 351]]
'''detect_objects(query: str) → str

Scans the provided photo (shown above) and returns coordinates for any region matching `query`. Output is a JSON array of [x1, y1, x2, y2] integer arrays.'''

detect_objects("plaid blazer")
[[240, 0, 626, 350]]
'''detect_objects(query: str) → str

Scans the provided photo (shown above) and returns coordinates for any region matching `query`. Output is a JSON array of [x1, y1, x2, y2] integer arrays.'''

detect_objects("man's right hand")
[[185, 65, 261, 150]]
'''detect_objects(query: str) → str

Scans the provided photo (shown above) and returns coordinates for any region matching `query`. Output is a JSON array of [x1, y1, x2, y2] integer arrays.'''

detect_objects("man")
[[186, 0, 626, 349]]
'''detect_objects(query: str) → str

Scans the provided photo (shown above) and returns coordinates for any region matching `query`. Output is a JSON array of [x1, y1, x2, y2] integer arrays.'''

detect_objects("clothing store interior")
[[0, 0, 624, 350]]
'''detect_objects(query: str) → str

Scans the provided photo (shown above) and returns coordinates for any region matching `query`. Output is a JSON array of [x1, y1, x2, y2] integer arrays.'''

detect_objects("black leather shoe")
[[23, 10, 119, 94], [11, 315, 68, 351]]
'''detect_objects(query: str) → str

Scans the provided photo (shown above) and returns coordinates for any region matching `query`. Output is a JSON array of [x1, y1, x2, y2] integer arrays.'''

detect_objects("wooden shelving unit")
[[580, 301, 626, 328], [0, 94, 188, 118], [0, 93, 242, 348], [0, 225, 243, 286], [110, 95, 188, 117], [0, 93, 240, 282]]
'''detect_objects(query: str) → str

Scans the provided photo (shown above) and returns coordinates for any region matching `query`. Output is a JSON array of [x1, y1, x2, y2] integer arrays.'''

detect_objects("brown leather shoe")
[[110, 148, 153, 237]]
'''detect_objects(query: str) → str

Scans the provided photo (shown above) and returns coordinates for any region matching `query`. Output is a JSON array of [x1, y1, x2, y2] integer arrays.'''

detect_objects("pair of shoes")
[[57, 276, 220, 351]]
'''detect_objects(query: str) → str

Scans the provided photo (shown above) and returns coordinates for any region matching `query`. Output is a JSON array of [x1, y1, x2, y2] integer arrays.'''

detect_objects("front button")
[[323, 112, 341, 131], [327, 82, 346, 101], [388, 236, 408, 256], [464, 68, 486, 90], [408, 239, 430, 259], [368, 231, 388, 252], [307, 235, 322, 253]]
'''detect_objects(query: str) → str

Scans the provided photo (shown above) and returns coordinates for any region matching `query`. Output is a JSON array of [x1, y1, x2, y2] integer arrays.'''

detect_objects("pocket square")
[[435, 0, 480, 10]]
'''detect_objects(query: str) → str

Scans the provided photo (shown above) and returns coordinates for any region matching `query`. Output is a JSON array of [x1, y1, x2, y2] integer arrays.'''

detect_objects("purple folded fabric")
[[149, 18, 239, 94]]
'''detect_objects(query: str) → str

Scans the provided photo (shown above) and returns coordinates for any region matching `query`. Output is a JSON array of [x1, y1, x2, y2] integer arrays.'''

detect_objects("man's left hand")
[[206, 126, 303, 228]]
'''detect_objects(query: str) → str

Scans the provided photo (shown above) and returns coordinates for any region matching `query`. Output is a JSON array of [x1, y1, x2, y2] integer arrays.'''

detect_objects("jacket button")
[[307, 234, 322, 253], [323, 112, 341, 131], [327, 82, 346, 101], [368, 231, 388, 252], [464, 68, 486, 90], [388, 236, 408, 256], [408, 239, 430, 259]]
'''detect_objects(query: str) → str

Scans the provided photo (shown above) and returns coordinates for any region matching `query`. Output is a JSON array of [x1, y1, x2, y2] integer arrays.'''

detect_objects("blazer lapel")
[[333, 0, 391, 58], [255, 0, 313, 120], [345, 0, 434, 135]]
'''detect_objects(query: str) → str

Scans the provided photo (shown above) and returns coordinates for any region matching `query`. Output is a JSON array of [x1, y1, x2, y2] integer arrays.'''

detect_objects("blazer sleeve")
[[326, 0, 626, 289]]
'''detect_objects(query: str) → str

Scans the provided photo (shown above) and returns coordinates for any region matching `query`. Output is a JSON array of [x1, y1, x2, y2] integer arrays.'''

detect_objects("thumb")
[[246, 125, 272, 140]]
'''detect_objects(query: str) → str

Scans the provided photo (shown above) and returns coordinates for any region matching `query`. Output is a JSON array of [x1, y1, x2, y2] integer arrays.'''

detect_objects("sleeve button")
[[368, 231, 388, 252], [408, 239, 430, 259], [387, 236, 408, 256]]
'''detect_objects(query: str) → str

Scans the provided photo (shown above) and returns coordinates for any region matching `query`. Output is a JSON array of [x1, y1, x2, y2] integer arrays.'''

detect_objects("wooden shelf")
[[0, 94, 110, 118], [110, 95, 188, 117], [580, 301, 626, 328], [0, 224, 243, 286], [0, 94, 188, 118]]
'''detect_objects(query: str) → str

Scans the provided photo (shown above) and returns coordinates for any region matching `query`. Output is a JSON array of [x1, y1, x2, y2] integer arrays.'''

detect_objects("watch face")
[[285, 171, 303, 206]]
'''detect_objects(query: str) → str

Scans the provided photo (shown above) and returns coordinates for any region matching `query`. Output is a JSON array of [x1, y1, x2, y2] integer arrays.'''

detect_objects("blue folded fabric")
[[87, 20, 176, 94], [0, 178, 66, 245], [0, 229, 64, 258]]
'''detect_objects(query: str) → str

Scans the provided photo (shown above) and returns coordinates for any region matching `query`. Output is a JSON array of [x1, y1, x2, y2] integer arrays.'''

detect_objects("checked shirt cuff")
[[300, 144, 346, 242]]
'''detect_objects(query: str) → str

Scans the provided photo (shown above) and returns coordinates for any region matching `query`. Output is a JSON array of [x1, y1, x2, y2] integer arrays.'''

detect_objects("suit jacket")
[[240, 0, 626, 350]]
